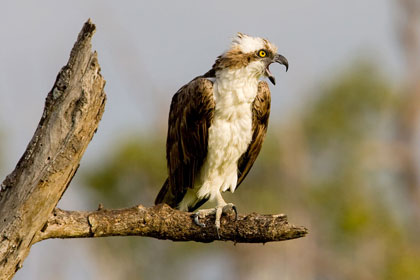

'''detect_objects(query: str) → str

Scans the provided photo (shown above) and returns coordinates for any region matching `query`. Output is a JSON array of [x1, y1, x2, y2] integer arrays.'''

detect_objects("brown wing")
[[155, 77, 215, 208], [237, 81, 271, 187]]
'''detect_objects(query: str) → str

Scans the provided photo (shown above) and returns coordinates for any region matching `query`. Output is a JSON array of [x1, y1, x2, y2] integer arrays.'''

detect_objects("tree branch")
[[34, 204, 308, 243]]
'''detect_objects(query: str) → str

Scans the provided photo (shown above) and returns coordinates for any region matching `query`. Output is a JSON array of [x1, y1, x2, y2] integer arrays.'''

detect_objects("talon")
[[191, 202, 237, 235], [193, 213, 206, 227], [232, 205, 238, 221], [222, 203, 238, 221]]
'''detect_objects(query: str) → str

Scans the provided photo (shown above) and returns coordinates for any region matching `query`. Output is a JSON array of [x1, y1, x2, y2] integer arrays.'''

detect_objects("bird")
[[155, 33, 288, 232]]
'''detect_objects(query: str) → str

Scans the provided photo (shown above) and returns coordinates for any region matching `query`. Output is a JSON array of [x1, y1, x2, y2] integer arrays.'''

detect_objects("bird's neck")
[[213, 67, 259, 104]]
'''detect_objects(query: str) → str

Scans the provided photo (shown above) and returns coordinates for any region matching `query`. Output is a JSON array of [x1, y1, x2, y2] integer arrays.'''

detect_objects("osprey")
[[155, 33, 288, 231]]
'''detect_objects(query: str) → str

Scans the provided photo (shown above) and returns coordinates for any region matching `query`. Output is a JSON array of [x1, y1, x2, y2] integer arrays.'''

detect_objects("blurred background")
[[1, 0, 420, 279]]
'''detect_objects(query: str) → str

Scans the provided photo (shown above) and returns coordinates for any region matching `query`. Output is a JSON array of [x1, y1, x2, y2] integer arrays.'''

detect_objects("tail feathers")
[[155, 178, 209, 212], [155, 178, 177, 208]]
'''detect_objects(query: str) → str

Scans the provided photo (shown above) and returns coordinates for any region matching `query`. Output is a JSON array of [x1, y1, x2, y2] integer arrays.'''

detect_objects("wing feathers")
[[237, 81, 271, 187], [155, 77, 215, 207]]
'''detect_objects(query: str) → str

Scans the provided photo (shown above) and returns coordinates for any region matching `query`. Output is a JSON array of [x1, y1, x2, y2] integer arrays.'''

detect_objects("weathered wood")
[[0, 20, 106, 280], [34, 204, 308, 243]]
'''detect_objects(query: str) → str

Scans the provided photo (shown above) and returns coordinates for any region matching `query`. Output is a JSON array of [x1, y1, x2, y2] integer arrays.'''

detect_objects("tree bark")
[[33, 204, 308, 243], [0, 19, 307, 279], [0, 20, 106, 280]]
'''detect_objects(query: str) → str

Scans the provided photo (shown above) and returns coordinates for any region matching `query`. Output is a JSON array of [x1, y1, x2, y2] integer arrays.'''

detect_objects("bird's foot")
[[193, 203, 237, 237]]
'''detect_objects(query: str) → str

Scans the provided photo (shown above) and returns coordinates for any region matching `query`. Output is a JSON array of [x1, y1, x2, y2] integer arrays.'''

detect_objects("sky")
[[0, 0, 402, 279]]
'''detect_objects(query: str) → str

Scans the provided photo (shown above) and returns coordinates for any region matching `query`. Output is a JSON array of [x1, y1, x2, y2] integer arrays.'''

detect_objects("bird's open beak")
[[266, 54, 289, 85]]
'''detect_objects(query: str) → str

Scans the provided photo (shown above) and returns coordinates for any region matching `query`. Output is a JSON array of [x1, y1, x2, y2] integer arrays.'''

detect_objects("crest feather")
[[231, 33, 277, 54]]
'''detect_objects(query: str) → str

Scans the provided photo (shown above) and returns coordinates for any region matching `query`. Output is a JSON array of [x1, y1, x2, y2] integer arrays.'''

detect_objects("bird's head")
[[212, 33, 288, 85]]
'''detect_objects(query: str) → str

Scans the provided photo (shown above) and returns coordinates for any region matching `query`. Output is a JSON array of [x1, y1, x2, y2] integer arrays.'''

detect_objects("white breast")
[[195, 67, 258, 201]]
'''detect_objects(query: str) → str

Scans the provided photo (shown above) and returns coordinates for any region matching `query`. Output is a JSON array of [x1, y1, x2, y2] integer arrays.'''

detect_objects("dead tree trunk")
[[0, 20, 106, 279], [0, 20, 307, 280]]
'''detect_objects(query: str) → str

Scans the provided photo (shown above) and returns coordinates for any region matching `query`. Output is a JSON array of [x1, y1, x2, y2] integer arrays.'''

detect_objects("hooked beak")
[[266, 53, 289, 85]]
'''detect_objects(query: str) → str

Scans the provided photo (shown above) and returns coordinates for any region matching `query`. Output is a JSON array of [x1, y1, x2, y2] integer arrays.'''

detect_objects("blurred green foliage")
[[305, 62, 397, 237], [305, 63, 397, 147], [82, 61, 420, 280], [84, 137, 166, 208]]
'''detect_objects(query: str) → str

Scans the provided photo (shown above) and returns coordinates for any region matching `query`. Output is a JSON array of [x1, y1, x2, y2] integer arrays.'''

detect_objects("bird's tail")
[[155, 179, 209, 212], [155, 178, 176, 207]]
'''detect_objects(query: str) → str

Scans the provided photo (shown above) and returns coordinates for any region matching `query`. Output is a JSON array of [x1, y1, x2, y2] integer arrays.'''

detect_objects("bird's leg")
[[193, 193, 237, 237]]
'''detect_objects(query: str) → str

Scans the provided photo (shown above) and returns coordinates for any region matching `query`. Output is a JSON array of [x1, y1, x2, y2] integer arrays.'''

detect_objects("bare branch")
[[34, 204, 308, 243]]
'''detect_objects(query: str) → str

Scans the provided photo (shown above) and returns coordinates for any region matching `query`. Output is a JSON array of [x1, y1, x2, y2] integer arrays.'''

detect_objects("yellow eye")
[[258, 50, 266, 57]]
